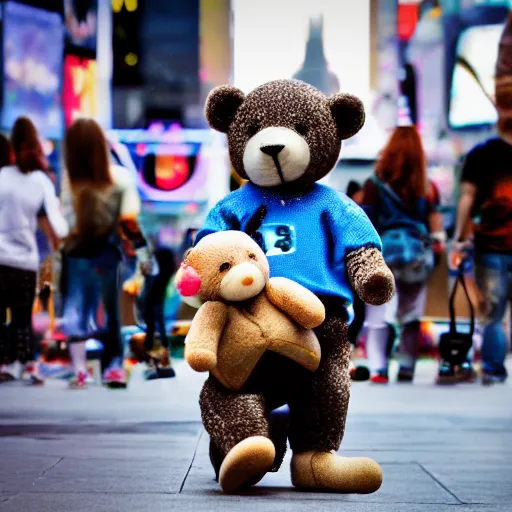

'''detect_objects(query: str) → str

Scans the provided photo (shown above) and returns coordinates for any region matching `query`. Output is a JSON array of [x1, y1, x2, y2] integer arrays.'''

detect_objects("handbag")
[[438, 262, 474, 366]]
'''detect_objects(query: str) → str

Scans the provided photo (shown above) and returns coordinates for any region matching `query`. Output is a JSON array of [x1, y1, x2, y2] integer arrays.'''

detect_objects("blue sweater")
[[196, 183, 381, 319]]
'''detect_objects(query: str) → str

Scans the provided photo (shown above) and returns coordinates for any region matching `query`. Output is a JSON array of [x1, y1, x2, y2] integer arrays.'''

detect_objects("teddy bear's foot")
[[291, 451, 383, 494], [219, 436, 276, 494]]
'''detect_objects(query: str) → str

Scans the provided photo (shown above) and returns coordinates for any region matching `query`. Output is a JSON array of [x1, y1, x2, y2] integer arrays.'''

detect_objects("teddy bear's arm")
[[346, 246, 395, 306], [185, 301, 228, 372], [266, 277, 326, 329]]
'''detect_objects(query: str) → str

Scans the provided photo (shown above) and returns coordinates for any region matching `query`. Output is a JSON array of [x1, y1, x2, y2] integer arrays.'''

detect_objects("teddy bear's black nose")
[[260, 144, 285, 157]]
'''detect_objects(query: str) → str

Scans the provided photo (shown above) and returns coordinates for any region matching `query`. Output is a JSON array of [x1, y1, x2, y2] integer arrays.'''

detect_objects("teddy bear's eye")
[[219, 262, 231, 272], [295, 123, 308, 136], [247, 123, 260, 137], [248, 253, 257, 260]]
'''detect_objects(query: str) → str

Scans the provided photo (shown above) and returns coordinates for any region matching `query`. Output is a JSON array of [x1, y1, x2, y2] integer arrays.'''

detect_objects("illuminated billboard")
[[63, 55, 98, 127], [1, 2, 64, 138]]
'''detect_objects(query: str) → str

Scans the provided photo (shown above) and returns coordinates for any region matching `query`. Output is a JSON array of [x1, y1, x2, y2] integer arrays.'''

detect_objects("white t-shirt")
[[0, 166, 69, 272]]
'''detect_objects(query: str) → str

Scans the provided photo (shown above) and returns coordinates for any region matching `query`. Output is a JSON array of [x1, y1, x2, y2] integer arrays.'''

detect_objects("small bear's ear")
[[176, 264, 201, 297], [328, 93, 365, 140], [205, 86, 246, 133]]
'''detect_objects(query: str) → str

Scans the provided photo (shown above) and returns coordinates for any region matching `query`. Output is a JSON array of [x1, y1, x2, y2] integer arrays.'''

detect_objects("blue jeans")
[[63, 256, 123, 369], [475, 252, 512, 375]]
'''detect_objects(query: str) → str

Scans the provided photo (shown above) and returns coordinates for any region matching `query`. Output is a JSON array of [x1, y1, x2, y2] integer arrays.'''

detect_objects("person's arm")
[[38, 216, 59, 250], [449, 146, 481, 268], [453, 182, 477, 243], [40, 175, 69, 241], [449, 182, 477, 269], [113, 166, 154, 274], [426, 181, 446, 254], [453, 146, 481, 244], [119, 216, 153, 275], [429, 211, 444, 233], [119, 217, 147, 249]]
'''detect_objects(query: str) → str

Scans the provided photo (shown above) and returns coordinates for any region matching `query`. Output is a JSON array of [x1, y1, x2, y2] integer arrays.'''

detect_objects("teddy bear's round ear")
[[176, 265, 202, 297], [328, 93, 365, 140], [205, 85, 246, 133]]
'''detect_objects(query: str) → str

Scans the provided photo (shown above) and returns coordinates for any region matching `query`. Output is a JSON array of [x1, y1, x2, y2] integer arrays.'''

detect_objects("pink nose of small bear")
[[242, 276, 254, 286]]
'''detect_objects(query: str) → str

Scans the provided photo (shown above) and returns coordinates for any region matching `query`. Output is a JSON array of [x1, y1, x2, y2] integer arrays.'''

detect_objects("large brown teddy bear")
[[190, 79, 395, 494]]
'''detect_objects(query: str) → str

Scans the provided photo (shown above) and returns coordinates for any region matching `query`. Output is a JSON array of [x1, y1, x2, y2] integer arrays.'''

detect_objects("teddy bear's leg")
[[288, 316, 383, 494], [199, 375, 276, 493]]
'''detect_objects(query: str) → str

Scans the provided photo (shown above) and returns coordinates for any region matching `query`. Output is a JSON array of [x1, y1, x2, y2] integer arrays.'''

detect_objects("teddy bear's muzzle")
[[219, 262, 266, 301]]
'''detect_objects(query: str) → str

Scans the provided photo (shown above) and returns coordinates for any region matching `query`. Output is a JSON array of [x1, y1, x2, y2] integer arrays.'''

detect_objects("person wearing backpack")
[[361, 126, 445, 383], [61, 119, 153, 389]]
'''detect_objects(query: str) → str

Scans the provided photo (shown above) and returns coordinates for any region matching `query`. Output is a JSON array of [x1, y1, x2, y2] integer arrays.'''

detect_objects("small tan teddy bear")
[[176, 230, 326, 391]]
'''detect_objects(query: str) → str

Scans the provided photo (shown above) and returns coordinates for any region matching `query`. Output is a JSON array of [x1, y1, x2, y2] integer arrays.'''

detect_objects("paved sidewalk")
[[1, 359, 511, 511]]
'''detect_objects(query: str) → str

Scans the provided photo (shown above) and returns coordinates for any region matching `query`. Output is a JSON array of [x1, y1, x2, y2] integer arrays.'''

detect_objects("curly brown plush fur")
[[200, 315, 351, 473], [346, 246, 395, 306]]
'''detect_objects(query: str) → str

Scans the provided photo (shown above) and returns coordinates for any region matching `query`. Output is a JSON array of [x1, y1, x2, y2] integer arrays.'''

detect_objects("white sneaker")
[[0, 361, 22, 381]]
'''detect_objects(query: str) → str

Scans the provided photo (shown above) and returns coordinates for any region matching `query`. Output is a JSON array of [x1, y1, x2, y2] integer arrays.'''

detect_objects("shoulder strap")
[[372, 176, 429, 224]]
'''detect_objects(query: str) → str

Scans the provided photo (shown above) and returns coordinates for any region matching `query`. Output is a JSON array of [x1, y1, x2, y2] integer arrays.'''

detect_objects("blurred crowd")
[[0, 117, 175, 389], [3, 11, 512, 390], [0, 112, 509, 391]]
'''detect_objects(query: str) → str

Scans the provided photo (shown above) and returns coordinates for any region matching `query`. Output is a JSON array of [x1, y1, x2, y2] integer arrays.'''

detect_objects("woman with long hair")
[[0, 134, 13, 168], [62, 118, 152, 389], [361, 126, 445, 383], [0, 117, 68, 383]]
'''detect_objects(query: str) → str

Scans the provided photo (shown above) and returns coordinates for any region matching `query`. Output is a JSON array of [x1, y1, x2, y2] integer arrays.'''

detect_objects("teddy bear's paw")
[[291, 451, 382, 494], [219, 436, 276, 494], [361, 269, 395, 306], [185, 348, 217, 372]]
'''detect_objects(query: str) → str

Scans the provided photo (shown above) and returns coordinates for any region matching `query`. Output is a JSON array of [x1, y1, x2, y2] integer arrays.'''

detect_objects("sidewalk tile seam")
[[0, 491, 473, 505], [38, 457, 63, 479], [417, 462, 464, 505], [0, 452, 200, 463], [179, 429, 204, 494], [0, 494, 19, 505], [0, 491, 181, 496]]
